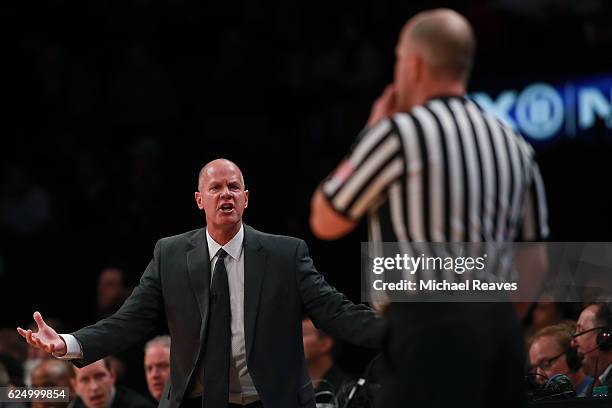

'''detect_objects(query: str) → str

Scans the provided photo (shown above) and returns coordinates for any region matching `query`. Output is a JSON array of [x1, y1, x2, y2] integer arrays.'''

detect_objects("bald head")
[[400, 8, 475, 82], [31, 360, 73, 388], [198, 158, 245, 192], [194, 158, 249, 243]]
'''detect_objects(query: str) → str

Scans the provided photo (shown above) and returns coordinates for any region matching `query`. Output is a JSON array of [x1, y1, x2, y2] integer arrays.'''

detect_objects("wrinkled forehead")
[[534, 335, 561, 353], [146, 345, 170, 358], [578, 307, 598, 329], [200, 163, 244, 186]]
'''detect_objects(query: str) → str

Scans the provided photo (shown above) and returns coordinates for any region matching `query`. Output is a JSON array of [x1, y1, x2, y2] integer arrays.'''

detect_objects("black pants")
[[376, 302, 526, 408], [180, 397, 263, 408]]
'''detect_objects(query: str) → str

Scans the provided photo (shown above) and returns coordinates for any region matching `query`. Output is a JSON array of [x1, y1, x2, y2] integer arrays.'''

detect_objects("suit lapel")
[[186, 228, 211, 340], [243, 225, 266, 361]]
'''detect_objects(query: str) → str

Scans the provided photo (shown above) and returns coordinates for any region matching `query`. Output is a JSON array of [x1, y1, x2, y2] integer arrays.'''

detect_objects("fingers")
[[17, 328, 45, 351], [382, 83, 396, 97], [381, 84, 397, 106], [22, 329, 37, 347], [33, 311, 47, 329], [368, 84, 398, 127], [17, 326, 54, 354]]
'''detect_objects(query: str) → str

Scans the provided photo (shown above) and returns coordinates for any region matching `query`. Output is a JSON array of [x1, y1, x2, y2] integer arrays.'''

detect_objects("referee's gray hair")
[[144, 335, 171, 353], [405, 8, 476, 82]]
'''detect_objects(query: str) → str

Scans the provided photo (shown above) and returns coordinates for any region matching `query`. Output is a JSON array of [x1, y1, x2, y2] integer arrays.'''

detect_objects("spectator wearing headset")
[[528, 321, 593, 396], [571, 303, 612, 388]]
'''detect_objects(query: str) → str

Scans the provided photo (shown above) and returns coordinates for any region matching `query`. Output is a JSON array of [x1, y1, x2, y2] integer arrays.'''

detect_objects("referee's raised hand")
[[367, 83, 398, 127], [16, 311, 67, 357]]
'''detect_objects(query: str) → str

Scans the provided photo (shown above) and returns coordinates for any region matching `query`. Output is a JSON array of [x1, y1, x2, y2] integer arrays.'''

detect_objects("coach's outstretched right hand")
[[17, 311, 67, 357]]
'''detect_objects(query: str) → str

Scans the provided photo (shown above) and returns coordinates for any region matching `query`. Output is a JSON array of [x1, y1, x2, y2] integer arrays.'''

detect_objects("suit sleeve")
[[71, 240, 165, 367], [295, 240, 385, 349]]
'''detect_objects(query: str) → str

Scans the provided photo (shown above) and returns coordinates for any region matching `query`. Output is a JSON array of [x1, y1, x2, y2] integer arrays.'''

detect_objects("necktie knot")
[[217, 248, 228, 260]]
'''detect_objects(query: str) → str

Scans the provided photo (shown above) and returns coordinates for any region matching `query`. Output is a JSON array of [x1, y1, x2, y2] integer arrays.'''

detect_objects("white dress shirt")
[[598, 363, 612, 386], [204, 224, 259, 404]]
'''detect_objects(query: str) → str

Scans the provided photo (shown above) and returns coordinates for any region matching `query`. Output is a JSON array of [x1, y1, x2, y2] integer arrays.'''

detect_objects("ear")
[[110, 368, 116, 385], [195, 192, 204, 210], [244, 190, 249, 209], [409, 53, 422, 82]]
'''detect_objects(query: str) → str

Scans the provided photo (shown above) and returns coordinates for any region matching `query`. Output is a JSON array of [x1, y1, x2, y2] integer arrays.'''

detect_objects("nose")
[[88, 381, 100, 392], [220, 185, 231, 197]]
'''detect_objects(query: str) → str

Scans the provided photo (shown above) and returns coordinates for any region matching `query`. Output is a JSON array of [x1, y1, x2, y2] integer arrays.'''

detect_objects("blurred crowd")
[[1, 266, 611, 407]]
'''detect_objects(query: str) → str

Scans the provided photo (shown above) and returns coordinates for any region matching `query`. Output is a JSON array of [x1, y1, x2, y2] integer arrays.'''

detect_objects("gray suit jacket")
[[71, 225, 384, 408]]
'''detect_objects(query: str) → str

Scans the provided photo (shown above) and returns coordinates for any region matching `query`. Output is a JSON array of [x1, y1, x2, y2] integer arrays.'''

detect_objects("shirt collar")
[[206, 224, 244, 261], [599, 363, 612, 384]]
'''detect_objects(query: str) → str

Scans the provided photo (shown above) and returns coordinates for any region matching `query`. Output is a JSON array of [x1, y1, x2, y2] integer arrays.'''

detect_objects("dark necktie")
[[202, 248, 231, 408]]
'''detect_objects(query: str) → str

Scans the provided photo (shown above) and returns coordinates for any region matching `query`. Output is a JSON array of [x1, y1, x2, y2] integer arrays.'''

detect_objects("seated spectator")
[[302, 318, 353, 397], [0, 353, 24, 388], [528, 321, 593, 396], [97, 267, 132, 319], [30, 359, 75, 408], [70, 358, 154, 408], [0, 361, 25, 408], [0, 329, 27, 385], [96, 269, 144, 392], [143, 335, 170, 402], [0, 329, 28, 364], [525, 293, 579, 337], [572, 302, 612, 390]]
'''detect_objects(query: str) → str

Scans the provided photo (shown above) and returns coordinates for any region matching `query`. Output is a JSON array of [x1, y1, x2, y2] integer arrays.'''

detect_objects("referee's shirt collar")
[[424, 94, 467, 104], [205, 223, 244, 261]]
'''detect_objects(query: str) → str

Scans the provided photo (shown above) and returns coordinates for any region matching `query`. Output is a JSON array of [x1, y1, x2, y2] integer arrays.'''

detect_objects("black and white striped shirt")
[[323, 95, 548, 254]]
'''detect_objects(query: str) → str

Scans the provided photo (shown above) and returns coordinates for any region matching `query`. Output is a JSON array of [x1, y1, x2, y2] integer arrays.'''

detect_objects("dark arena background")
[[2, 0, 612, 401]]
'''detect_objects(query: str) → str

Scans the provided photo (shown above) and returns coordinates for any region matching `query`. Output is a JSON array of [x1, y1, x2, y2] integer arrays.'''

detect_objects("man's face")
[[144, 345, 170, 401], [31, 361, 73, 408], [529, 335, 569, 385], [573, 305, 602, 377], [302, 319, 331, 362], [97, 268, 126, 310], [195, 162, 248, 232], [71, 360, 115, 408]]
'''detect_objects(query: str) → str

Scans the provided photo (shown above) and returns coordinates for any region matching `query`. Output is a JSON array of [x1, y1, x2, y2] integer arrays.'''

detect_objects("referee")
[[310, 8, 548, 408]]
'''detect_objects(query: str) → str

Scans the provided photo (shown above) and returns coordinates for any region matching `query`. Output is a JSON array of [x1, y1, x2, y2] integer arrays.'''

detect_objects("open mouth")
[[219, 203, 234, 213]]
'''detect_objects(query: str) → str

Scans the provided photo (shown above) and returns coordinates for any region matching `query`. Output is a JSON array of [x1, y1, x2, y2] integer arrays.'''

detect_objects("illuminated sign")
[[471, 75, 612, 143]]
